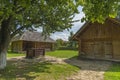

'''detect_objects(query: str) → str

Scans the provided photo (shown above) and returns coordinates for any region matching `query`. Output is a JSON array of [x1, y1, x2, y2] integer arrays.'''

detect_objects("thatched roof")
[[12, 31, 55, 43]]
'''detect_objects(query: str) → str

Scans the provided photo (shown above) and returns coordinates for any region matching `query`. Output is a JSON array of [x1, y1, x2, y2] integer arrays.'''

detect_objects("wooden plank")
[[104, 41, 113, 59], [113, 41, 120, 59], [94, 41, 104, 58]]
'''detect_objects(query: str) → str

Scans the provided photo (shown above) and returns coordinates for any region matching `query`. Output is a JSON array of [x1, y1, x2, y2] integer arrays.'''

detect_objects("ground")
[[65, 58, 111, 80], [2, 50, 120, 80], [40, 56, 112, 80], [1, 56, 79, 80]]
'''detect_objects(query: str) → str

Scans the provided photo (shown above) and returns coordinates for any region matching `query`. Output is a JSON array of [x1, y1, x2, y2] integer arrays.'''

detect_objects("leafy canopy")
[[76, 0, 120, 23], [0, 0, 120, 37], [0, 0, 78, 37]]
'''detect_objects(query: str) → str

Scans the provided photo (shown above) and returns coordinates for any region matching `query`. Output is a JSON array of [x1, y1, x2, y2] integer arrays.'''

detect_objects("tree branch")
[[10, 26, 25, 38]]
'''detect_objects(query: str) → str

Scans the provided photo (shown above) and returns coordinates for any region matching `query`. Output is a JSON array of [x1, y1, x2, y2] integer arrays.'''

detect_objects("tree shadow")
[[0, 60, 52, 80], [64, 56, 114, 72]]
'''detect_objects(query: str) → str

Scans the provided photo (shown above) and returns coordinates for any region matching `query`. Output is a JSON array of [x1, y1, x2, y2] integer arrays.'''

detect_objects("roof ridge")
[[12, 31, 55, 43]]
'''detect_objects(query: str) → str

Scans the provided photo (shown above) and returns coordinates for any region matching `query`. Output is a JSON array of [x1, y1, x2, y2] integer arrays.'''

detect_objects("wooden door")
[[94, 41, 104, 58], [104, 41, 113, 59], [113, 41, 120, 59]]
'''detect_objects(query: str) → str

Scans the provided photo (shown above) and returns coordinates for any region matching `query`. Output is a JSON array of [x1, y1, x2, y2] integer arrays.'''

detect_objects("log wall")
[[78, 19, 120, 60], [11, 41, 23, 53], [11, 41, 54, 53]]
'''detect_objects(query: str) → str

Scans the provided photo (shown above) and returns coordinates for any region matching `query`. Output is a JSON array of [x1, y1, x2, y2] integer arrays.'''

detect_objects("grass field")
[[46, 50, 78, 58], [104, 63, 120, 80], [7, 51, 25, 58], [7, 50, 78, 58], [0, 61, 80, 80], [2, 50, 80, 80]]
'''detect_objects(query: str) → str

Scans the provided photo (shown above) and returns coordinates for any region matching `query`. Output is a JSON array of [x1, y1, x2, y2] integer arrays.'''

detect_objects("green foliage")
[[55, 39, 68, 50], [0, 0, 78, 37], [55, 31, 78, 50], [55, 39, 64, 49], [46, 50, 78, 58], [68, 31, 78, 49], [0, 61, 80, 80], [76, 0, 119, 23], [104, 63, 120, 80], [1, 0, 120, 35]]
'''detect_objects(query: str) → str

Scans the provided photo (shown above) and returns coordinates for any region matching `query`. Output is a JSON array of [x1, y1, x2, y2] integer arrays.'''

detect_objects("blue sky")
[[50, 6, 85, 41]]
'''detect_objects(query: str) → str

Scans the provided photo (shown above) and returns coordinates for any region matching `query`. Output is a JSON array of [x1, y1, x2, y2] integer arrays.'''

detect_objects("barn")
[[11, 31, 55, 53], [72, 18, 120, 60]]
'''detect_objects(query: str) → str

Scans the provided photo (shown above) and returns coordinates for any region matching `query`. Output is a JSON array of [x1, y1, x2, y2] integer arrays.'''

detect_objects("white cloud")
[[50, 32, 69, 41]]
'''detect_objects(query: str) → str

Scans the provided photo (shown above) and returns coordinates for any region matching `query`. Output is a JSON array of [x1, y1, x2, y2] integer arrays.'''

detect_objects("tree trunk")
[[0, 50, 7, 69], [0, 34, 10, 70], [0, 18, 11, 70]]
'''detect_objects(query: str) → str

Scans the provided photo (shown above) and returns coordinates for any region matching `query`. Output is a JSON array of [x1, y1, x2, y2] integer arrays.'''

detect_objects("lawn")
[[0, 61, 80, 80], [46, 50, 78, 58], [2, 50, 80, 80], [7, 50, 78, 58], [7, 51, 25, 58], [104, 63, 120, 80]]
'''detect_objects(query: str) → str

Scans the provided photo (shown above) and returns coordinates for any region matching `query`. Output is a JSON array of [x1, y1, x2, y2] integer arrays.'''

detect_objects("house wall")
[[77, 19, 120, 60], [35, 42, 53, 51], [11, 41, 54, 53], [113, 41, 120, 59], [22, 41, 35, 50], [22, 41, 53, 51], [11, 41, 23, 53]]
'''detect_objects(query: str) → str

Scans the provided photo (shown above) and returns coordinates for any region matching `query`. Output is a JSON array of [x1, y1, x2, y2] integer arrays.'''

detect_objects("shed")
[[72, 18, 120, 60], [11, 31, 55, 53]]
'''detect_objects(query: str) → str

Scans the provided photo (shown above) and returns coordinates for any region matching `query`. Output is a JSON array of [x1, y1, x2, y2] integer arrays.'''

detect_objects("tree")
[[55, 39, 64, 49], [76, 0, 120, 23], [0, 0, 78, 69], [68, 31, 77, 48]]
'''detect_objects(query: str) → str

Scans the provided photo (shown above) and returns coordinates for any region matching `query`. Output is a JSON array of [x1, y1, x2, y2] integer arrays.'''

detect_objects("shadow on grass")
[[0, 61, 52, 80]]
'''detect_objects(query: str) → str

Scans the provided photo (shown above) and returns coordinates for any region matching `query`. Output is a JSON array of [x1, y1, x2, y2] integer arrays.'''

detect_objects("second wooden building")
[[11, 31, 55, 53], [73, 18, 120, 60]]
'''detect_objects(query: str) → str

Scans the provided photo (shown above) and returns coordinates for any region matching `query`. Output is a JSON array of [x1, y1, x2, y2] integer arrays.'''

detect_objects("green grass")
[[7, 50, 78, 58], [104, 63, 120, 80], [2, 50, 79, 80], [46, 50, 78, 58], [7, 51, 25, 58], [0, 61, 80, 80]]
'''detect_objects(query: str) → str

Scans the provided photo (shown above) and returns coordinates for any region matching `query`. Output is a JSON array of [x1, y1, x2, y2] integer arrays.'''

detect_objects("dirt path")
[[43, 56, 112, 80], [7, 56, 112, 80], [40, 56, 112, 80], [65, 59, 112, 80]]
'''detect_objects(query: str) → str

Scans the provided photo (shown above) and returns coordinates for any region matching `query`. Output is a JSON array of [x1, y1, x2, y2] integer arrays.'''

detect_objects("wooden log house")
[[11, 31, 55, 53], [72, 18, 120, 60]]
